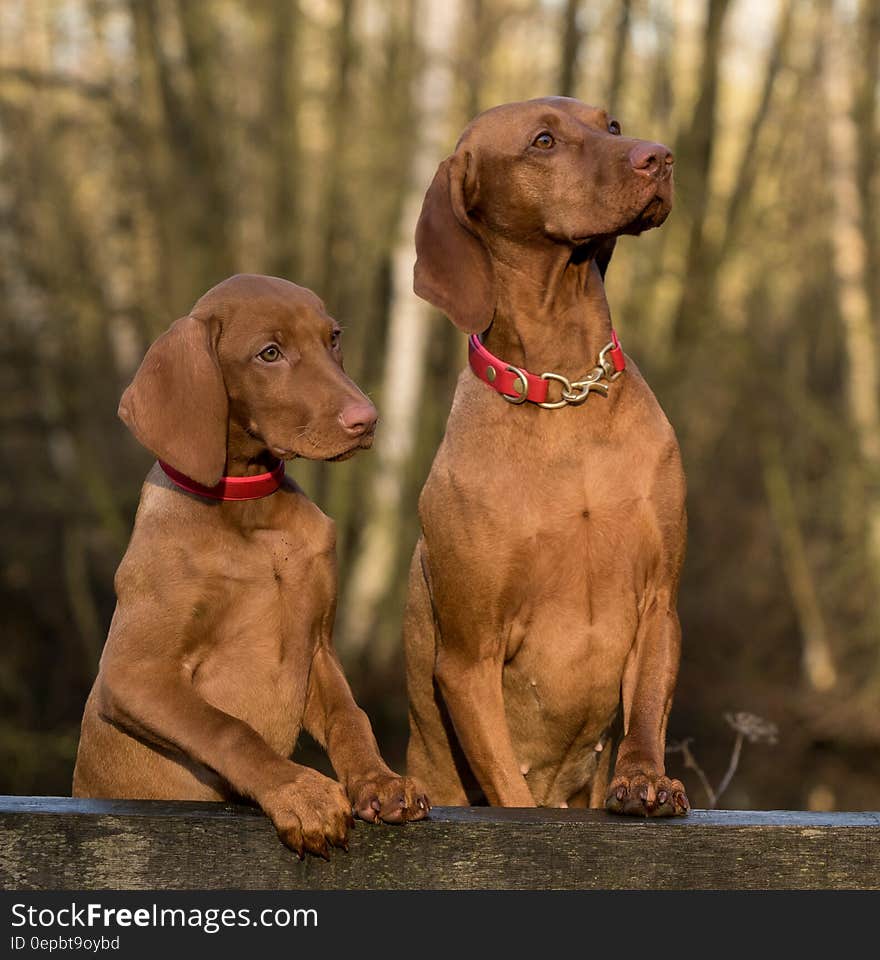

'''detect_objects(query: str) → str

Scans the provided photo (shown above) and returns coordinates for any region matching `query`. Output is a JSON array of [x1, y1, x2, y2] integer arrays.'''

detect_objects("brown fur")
[[73, 274, 429, 857], [405, 98, 689, 815]]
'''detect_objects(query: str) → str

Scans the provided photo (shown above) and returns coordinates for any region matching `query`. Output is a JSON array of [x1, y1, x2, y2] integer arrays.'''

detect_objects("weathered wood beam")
[[2, 797, 878, 890]]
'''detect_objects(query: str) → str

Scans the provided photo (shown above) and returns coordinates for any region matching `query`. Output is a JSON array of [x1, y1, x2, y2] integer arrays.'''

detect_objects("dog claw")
[[607, 774, 689, 818], [351, 774, 431, 824]]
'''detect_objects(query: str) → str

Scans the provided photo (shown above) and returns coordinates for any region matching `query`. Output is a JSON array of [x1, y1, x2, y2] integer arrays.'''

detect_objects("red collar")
[[159, 459, 285, 501], [468, 330, 626, 408]]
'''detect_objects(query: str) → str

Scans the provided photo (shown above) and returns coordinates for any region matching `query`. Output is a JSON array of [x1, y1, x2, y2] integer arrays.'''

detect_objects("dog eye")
[[608, 120, 621, 135], [532, 132, 555, 149], [258, 345, 281, 362], [331, 329, 341, 349]]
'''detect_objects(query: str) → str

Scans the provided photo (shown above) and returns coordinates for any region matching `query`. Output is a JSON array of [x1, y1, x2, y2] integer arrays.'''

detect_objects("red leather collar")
[[468, 334, 550, 404], [159, 459, 285, 501], [468, 330, 626, 406]]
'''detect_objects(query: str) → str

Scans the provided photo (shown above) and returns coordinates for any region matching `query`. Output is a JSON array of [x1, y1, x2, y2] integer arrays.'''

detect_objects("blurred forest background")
[[0, 0, 878, 811]]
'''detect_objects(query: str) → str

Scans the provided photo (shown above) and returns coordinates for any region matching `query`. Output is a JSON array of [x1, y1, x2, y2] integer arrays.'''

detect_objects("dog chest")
[[184, 522, 336, 756]]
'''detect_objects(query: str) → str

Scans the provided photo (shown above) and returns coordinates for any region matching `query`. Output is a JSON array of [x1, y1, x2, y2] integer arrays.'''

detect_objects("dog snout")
[[338, 400, 378, 438], [629, 141, 674, 180]]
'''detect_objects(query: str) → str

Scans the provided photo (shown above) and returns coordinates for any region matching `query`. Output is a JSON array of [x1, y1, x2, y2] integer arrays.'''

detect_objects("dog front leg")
[[605, 597, 690, 817], [303, 645, 431, 823], [435, 648, 536, 807], [97, 660, 354, 856]]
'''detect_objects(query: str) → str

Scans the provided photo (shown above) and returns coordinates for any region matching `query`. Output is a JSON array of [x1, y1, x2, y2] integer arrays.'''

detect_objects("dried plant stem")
[[668, 716, 775, 809], [714, 732, 744, 806], [667, 738, 717, 809]]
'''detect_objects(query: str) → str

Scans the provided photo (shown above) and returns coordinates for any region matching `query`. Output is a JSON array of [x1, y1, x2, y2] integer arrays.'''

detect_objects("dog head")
[[118, 274, 377, 486], [414, 96, 674, 333]]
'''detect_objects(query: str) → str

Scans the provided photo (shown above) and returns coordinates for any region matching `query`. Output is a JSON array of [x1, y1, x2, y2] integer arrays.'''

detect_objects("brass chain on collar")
[[532, 339, 625, 409]]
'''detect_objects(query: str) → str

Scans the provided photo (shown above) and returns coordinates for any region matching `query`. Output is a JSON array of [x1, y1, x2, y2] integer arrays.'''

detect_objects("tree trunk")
[[558, 0, 583, 98], [853, 0, 879, 327], [266, 0, 303, 281], [822, 0, 880, 615], [605, 0, 631, 112], [717, 0, 795, 263], [669, 0, 732, 348], [340, 0, 462, 659], [316, 0, 358, 298], [760, 431, 837, 692]]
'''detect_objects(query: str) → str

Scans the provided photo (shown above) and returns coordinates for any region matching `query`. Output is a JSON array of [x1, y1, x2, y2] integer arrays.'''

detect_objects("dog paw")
[[348, 772, 431, 825], [261, 768, 354, 859], [605, 773, 689, 817]]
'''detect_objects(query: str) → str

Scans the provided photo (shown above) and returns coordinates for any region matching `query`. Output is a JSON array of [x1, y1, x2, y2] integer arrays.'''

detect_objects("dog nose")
[[338, 400, 378, 437], [629, 141, 674, 179]]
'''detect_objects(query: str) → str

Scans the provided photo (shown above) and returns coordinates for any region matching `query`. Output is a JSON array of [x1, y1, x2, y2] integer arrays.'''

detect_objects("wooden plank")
[[2, 796, 878, 890]]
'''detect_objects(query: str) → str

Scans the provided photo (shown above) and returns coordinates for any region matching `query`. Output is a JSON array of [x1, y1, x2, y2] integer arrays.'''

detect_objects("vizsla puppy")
[[73, 274, 429, 857], [405, 97, 689, 815]]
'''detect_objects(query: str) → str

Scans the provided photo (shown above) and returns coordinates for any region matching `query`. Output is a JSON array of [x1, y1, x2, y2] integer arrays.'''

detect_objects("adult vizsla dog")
[[404, 97, 689, 815], [73, 274, 429, 857]]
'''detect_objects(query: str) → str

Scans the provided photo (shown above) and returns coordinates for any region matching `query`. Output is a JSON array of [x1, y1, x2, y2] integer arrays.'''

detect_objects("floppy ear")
[[118, 314, 228, 487], [595, 237, 617, 280], [414, 151, 495, 334]]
